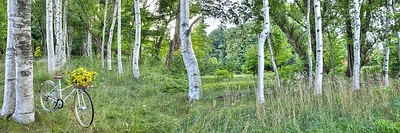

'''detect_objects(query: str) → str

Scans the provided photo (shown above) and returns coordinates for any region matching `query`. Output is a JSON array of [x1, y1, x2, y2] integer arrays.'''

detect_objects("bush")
[[215, 69, 233, 80]]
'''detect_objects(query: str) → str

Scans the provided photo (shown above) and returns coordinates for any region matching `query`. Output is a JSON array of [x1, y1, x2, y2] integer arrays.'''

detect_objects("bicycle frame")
[[46, 79, 77, 104]]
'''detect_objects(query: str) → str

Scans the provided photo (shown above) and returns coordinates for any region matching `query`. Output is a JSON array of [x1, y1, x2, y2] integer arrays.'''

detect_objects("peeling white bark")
[[117, 0, 123, 74], [180, 0, 202, 101], [107, 1, 118, 71], [383, 0, 393, 87], [8, 0, 35, 124], [352, 0, 361, 90], [314, 0, 324, 95], [132, 0, 141, 79], [101, 0, 108, 69], [306, 0, 313, 87], [54, 0, 63, 71], [46, 0, 55, 73], [1, 0, 16, 118]]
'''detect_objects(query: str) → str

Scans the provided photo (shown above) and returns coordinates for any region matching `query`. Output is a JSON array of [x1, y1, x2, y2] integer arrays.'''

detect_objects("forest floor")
[[1, 58, 400, 132]]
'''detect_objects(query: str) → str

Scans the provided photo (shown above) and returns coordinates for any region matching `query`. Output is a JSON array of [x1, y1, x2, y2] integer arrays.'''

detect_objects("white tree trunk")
[[88, 30, 92, 61], [314, 0, 324, 95], [54, 0, 63, 71], [101, 0, 108, 69], [352, 0, 361, 90], [61, 0, 68, 65], [132, 0, 141, 79], [46, 0, 55, 74], [107, 1, 118, 71], [9, 0, 35, 124], [117, 0, 123, 74], [398, 32, 400, 63], [1, 0, 17, 118], [256, 0, 268, 104], [67, 32, 71, 60], [383, 0, 393, 87], [306, 0, 313, 87], [180, 0, 202, 101]]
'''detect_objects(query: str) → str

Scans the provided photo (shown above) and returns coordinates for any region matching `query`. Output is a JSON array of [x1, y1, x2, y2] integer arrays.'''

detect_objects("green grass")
[[1, 57, 400, 132]]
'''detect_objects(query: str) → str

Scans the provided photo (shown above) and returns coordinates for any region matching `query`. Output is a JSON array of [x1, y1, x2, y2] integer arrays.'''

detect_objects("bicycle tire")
[[39, 80, 59, 112], [74, 89, 94, 128]]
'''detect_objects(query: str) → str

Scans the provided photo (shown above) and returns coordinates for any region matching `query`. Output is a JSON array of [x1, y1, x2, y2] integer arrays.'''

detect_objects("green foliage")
[[373, 120, 400, 133], [243, 24, 293, 75], [215, 69, 233, 79]]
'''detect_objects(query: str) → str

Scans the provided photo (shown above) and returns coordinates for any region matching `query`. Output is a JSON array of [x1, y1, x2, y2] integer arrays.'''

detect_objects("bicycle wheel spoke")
[[40, 80, 58, 112], [74, 90, 94, 127]]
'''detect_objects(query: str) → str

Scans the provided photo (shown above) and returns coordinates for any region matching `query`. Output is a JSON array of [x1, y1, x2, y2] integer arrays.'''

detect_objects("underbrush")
[[1, 58, 400, 132]]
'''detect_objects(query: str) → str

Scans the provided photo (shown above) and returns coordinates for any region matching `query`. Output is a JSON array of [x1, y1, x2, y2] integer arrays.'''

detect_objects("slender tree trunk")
[[67, 31, 71, 60], [9, 0, 35, 124], [180, 0, 202, 101], [257, 0, 269, 104], [383, 0, 393, 87], [101, 0, 108, 69], [117, 0, 123, 74], [61, 0, 68, 65], [46, 0, 55, 73], [88, 30, 92, 61], [132, 0, 141, 79], [306, 0, 313, 87], [165, 3, 180, 67], [1, 0, 17, 118], [107, 1, 118, 71], [54, 0, 63, 71], [314, 0, 324, 95], [346, 20, 354, 77], [398, 32, 400, 63], [352, 0, 361, 90]]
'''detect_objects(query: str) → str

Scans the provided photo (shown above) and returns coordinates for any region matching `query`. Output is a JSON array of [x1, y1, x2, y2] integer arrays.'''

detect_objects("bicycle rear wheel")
[[74, 89, 94, 128], [39, 80, 59, 112]]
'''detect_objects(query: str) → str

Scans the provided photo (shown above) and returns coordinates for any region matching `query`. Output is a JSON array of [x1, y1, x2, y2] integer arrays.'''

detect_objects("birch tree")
[[4, 0, 35, 124], [256, 0, 269, 104], [87, 30, 92, 61], [314, 0, 324, 95], [132, 0, 141, 79], [0, 0, 17, 118], [101, 0, 108, 69], [383, 0, 393, 87], [62, 0, 68, 65], [117, 0, 123, 74], [352, 0, 361, 90], [180, 0, 202, 101], [54, 0, 63, 70], [107, 1, 118, 71], [306, 0, 313, 87], [46, 0, 55, 73]]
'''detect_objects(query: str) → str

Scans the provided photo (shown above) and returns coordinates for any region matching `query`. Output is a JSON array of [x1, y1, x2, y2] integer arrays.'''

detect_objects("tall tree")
[[62, 0, 68, 65], [314, 0, 324, 95], [6, 0, 35, 124], [0, 0, 17, 118], [383, 0, 393, 87], [87, 30, 92, 61], [352, 0, 361, 90], [107, 1, 118, 71], [306, 0, 313, 87], [165, 1, 180, 67], [46, 0, 55, 73], [180, 0, 202, 101], [132, 0, 141, 79], [54, 0, 63, 70], [257, 0, 271, 104], [101, 0, 108, 69], [117, 0, 123, 74]]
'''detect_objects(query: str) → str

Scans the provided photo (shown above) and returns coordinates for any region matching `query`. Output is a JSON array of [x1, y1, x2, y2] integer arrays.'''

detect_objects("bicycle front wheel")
[[74, 89, 94, 128], [40, 80, 59, 112]]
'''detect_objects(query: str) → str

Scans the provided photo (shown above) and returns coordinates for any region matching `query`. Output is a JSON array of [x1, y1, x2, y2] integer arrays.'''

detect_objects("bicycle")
[[39, 74, 94, 128]]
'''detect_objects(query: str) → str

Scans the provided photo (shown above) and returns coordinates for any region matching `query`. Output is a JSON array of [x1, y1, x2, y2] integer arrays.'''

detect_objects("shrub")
[[215, 69, 233, 80]]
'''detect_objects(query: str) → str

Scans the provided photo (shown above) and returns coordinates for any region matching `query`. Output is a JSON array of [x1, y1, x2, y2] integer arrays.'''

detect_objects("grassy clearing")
[[1, 57, 400, 132]]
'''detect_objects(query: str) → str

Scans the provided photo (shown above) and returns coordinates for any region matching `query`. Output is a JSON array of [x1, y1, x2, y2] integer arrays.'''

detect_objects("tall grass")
[[1, 57, 400, 132]]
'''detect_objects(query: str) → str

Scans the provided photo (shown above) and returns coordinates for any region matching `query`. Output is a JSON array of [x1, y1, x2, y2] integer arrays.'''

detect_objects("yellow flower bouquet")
[[67, 67, 98, 89]]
